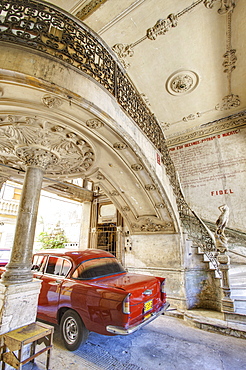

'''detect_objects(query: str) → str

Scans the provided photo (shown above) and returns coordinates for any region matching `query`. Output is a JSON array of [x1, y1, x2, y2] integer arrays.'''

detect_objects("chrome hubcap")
[[63, 316, 78, 344]]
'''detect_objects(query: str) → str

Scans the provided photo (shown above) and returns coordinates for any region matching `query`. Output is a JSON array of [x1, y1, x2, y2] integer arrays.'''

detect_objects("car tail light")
[[122, 293, 131, 314], [161, 280, 165, 293], [161, 280, 166, 301]]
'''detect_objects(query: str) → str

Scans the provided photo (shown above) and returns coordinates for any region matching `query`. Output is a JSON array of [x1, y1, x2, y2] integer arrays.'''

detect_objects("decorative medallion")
[[113, 142, 128, 150], [166, 70, 199, 96], [131, 163, 143, 171], [109, 190, 119, 196], [122, 206, 130, 212], [155, 203, 166, 209], [145, 184, 156, 191], [86, 119, 104, 129], [96, 172, 105, 180], [42, 94, 62, 109], [0, 116, 95, 176]]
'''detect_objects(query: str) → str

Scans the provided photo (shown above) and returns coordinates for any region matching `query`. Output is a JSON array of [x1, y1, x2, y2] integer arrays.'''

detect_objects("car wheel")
[[60, 309, 89, 351]]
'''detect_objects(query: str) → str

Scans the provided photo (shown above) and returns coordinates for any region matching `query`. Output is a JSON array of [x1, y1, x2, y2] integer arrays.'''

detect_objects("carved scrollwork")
[[122, 206, 130, 212], [218, 0, 236, 14], [155, 203, 166, 209], [131, 163, 143, 171], [15, 146, 59, 169], [86, 119, 104, 129], [146, 14, 178, 40], [96, 172, 105, 180], [0, 117, 95, 176], [145, 184, 156, 191], [113, 142, 128, 150], [131, 218, 174, 233], [109, 190, 119, 196], [183, 112, 201, 122], [223, 49, 237, 73], [42, 95, 62, 109], [203, 0, 217, 8], [112, 43, 134, 69], [215, 94, 240, 110]]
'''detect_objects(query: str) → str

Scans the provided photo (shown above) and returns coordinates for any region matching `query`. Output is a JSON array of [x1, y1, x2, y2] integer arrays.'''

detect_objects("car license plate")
[[144, 299, 153, 313]]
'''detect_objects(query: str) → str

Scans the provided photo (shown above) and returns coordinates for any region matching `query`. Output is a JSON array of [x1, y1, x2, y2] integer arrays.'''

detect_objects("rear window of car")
[[72, 257, 125, 280]]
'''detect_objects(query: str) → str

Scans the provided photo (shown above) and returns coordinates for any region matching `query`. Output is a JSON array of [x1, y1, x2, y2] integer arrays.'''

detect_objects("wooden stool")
[[1, 321, 53, 370]]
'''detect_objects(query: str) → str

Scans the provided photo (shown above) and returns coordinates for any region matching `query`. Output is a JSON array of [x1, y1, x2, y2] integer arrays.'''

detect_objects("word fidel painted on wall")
[[169, 129, 243, 193]]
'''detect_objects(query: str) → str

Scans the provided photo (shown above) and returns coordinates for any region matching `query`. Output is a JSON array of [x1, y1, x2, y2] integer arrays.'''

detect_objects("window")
[[32, 255, 47, 272], [72, 257, 125, 280], [45, 256, 71, 277]]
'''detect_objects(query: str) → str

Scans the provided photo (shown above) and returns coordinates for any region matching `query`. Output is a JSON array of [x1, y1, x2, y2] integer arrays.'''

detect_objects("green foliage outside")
[[38, 226, 69, 249]]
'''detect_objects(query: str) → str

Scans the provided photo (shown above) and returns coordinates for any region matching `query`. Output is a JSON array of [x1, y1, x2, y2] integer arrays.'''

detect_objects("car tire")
[[60, 309, 89, 351]]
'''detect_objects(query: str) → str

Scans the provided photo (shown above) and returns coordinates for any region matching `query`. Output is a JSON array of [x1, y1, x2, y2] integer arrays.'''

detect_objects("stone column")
[[1, 165, 44, 284], [79, 201, 92, 250], [0, 148, 56, 334]]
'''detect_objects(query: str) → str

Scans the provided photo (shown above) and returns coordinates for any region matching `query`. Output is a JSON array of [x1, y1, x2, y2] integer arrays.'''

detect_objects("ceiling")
[[49, 0, 244, 143]]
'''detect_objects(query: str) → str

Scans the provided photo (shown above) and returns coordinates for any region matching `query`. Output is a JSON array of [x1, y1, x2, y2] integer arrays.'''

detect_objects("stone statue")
[[215, 204, 229, 252]]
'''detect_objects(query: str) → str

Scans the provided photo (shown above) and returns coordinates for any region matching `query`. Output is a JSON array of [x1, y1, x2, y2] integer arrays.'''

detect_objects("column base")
[[0, 279, 41, 335]]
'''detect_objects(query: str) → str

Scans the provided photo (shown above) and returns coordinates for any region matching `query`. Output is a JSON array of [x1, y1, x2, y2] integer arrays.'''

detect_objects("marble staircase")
[[229, 265, 246, 315]]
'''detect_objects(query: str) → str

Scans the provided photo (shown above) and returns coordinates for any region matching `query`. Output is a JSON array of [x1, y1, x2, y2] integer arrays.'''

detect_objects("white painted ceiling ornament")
[[145, 184, 156, 191], [0, 117, 95, 176], [166, 70, 199, 96], [131, 163, 143, 171], [42, 94, 63, 109], [113, 142, 128, 150], [86, 119, 104, 129]]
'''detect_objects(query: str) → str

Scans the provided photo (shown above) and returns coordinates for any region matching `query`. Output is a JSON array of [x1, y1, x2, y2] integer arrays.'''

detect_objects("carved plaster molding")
[[96, 172, 105, 180], [155, 203, 166, 209], [131, 217, 174, 233], [146, 14, 178, 40], [131, 163, 143, 171], [122, 206, 130, 212], [183, 112, 202, 122], [42, 94, 63, 109], [86, 119, 104, 129], [112, 44, 134, 69], [218, 0, 236, 15], [108, 190, 120, 196], [145, 184, 156, 191], [0, 117, 95, 176], [113, 142, 128, 150], [15, 145, 59, 169], [75, 0, 108, 21], [166, 70, 199, 96], [215, 94, 240, 111], [166, 110, 246, 146]]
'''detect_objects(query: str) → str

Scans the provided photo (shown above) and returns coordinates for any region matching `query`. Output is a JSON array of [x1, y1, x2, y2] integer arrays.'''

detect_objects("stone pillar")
[[0, 165, 44, 334], [89, 199, 98, 249], [0, 146, 57, 334], [1, 165, 44, 284], [79, 201, 92, 250]]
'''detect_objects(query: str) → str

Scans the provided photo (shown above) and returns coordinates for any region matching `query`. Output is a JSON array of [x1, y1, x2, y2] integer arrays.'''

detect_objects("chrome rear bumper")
[[106, 302, 170, 335]]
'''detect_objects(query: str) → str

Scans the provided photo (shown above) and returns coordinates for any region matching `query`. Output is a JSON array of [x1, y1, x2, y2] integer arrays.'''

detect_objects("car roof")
[[33, 249, 116, 265]]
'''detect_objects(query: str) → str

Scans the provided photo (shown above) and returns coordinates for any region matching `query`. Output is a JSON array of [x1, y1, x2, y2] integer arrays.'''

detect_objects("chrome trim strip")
[[106, 302, 170, 335]]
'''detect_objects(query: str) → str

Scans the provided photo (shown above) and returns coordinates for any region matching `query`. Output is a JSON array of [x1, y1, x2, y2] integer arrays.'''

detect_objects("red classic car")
[[31, 249, 169, 350]]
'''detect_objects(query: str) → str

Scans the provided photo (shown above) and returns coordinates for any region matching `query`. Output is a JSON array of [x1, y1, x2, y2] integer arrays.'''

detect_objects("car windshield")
[[72, 257, 126, 280]]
